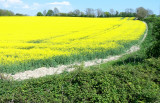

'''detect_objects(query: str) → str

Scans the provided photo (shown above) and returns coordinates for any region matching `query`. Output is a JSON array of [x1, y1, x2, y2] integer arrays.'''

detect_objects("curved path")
[[2, 22, 148, 81]]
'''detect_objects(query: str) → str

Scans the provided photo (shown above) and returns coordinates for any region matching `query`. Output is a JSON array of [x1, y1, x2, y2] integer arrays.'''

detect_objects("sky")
[[0, 0, 159, 16]]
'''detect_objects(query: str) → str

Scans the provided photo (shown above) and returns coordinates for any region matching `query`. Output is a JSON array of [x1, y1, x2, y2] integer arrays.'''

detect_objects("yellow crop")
[[0, 17, 146, 66]]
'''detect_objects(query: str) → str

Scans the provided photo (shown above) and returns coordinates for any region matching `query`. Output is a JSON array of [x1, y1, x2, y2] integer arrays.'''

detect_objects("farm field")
[[0, 0, 160, 102], [0, 17, 146, 73]]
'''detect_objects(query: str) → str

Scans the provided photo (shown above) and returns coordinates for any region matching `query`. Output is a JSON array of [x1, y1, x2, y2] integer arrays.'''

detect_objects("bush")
[[144, 17, 158, 23], [153, 20, 160, 40], [37, 12, 44, 16], [146, 17, 160, 58], [0, 58, 160, 102], [146, 41, 160, 58]]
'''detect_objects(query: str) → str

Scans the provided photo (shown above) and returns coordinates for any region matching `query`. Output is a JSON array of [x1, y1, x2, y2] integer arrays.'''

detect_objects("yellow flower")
[[0, 17, 146, 65]]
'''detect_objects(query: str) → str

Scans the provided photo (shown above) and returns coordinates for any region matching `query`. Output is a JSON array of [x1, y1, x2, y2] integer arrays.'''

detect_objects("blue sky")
[[0, 0, 159, 15]]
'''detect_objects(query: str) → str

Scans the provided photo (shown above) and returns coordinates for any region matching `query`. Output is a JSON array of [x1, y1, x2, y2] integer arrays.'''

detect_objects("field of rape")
[[0, 17, 146, 73]]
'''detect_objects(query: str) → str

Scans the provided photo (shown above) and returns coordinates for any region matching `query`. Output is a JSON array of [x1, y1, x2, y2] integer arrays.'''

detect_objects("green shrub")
[[146, 41, 160, 58], [144, 17, 159, 23], [146, 17, 160, 58], [0, 58, 160, 102], [153, 20, 160, 40]]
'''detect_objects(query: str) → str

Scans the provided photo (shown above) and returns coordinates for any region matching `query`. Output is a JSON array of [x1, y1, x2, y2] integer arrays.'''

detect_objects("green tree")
[[104, 12, 110, 17], [59, 13, 67, 16], [15, 13, 27, 16], [37, 12, 43, 16], [115, 11, 119, 17], [0, 9, 14, 16], [46, 10, 54, 16]]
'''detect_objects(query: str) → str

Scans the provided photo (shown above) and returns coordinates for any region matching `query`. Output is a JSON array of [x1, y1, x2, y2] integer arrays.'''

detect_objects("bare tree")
[[125, 8, 135, 17], [136, 7, 148, 19], [147, 9, 154, 16], [53, 8, 60, 15], [110, 9, 115, 16], [73, 9, 81, 16], [86, 8, 95, 17], [125, 8, 130, 13], [129, 8, 134, 13], [96, 8, 104, 17], [43, 10, 47, 16]]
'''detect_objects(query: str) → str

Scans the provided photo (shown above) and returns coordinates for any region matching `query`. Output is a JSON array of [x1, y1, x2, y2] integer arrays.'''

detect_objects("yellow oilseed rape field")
[[0, 17, 146, 73]]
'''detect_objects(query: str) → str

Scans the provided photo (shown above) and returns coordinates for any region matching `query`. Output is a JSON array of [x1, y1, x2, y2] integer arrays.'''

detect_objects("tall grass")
[[1, 39, 142, 74]]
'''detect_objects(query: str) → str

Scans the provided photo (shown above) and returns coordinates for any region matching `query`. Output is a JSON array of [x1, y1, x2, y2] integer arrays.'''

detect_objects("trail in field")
[[3, 22, 148, 81]]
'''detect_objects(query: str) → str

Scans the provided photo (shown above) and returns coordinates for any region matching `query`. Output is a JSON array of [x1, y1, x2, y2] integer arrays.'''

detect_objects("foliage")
[[146, 41, 160, 58], [0, 9, 14, 16], [37, 12, 44, 16], [0, 57, 159, 102], [152, 18, 160, 40], [15, 13, 27, 16], [146, 17, 160, 58], [144, 17, 158, 23], [0, 9, 26, 16], [46, 10, 54, 16]]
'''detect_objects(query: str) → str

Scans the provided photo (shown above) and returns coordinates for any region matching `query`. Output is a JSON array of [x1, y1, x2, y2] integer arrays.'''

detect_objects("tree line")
[[0, 9, 27, 16], [37, 7, 155, 19], [0, 7, 156, 20]]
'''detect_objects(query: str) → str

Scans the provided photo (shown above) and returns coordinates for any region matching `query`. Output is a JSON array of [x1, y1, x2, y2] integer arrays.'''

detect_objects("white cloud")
[[23, 4, 30, 9], [7, 0, 22, 4], [49, 1, 70, 6], [46, 1, 72, 13], [29, 3, 40, 10], [46, 1, 73, 13], [0, 0, 73, 15], [0, 0, 23, 8], [33, 3, 40, 7], [0, 0, 5, 2]]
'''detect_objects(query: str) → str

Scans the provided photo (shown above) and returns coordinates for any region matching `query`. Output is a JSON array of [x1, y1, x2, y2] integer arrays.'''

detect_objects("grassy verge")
[[0, 21, 159, 102], [1, 39, 141, 74]]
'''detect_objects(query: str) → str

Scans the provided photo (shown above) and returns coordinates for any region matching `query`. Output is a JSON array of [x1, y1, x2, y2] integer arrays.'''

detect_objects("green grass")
[[1, 39, 141, 74], [0, 21, 159, 102]]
